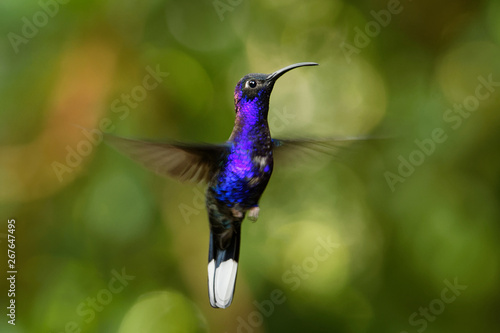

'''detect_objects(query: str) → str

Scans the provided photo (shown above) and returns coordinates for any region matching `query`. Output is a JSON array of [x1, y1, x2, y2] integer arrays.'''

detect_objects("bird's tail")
[[207, 223, 241, 309]]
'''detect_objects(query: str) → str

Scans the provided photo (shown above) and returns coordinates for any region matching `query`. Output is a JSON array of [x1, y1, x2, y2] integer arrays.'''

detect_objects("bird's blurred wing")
[[272, 136, 381, 163], [105, 134, 228, 183]]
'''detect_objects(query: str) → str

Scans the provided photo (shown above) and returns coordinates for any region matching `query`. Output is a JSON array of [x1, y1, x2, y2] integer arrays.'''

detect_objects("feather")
[[272, 136, 386, 163], [208, 224, 241, 309], [105, 134, 228, 183]]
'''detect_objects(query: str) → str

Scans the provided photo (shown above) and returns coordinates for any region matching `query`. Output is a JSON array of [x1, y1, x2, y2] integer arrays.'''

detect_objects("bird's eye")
[[246, 80, 257, 89]]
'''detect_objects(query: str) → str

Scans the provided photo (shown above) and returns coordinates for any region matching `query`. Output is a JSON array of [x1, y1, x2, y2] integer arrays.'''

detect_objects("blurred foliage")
[[0, 0, 499, 332]]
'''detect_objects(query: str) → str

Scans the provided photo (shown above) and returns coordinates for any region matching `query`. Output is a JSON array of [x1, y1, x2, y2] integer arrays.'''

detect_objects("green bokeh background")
[[1, 0, 499, 332]]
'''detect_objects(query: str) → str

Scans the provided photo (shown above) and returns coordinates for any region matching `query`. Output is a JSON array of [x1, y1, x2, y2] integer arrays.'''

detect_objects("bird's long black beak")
[[266, 62, 319, 83]]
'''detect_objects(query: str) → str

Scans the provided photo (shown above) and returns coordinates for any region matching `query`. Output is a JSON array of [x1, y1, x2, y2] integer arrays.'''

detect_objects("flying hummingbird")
[[106, 62, 371, 308]]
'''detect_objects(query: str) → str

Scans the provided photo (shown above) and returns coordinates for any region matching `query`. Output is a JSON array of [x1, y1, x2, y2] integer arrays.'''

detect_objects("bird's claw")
[[248, 207, 259, 222], [231, 208, 243, 218]]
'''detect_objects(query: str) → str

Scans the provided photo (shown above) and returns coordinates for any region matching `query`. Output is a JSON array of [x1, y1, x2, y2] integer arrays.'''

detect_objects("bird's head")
[[233, 62, 318, 117]]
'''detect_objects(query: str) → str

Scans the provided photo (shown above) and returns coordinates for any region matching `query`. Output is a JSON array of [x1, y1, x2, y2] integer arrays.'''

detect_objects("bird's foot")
[[231, 208, 243, 219], [248, 206, 259, 222]]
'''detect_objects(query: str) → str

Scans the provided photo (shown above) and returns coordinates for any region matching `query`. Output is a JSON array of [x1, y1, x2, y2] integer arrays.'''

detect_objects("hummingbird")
[[106, 62, 371, 308]]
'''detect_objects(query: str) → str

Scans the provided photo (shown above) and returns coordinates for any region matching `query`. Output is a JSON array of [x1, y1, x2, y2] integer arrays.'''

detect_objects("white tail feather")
[[208, 259, 238, 308]]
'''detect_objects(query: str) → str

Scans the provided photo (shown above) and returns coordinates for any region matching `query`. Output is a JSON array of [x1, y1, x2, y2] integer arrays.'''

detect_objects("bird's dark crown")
[[234, 73, 272, 104]]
